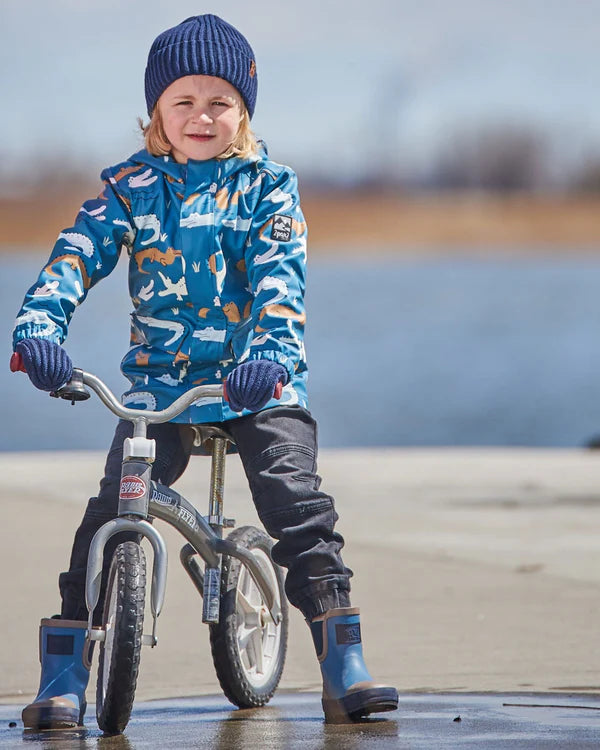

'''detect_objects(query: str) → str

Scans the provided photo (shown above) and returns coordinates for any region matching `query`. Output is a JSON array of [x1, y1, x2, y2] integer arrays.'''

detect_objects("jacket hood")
[[128, 143, 268, 183]]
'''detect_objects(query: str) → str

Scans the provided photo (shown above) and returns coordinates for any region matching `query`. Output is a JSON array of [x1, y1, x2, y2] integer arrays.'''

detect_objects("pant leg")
[[225, 405, 353, 621], [59, 420, 195, 622]]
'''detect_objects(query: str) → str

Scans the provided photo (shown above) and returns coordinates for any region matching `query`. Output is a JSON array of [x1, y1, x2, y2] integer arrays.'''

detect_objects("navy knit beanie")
[[144, 15, 258, 118]]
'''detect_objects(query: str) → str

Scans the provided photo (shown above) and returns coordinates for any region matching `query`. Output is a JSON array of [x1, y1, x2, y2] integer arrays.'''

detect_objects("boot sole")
[[22, 702, 86, 731], [323, 687, 399, 722]]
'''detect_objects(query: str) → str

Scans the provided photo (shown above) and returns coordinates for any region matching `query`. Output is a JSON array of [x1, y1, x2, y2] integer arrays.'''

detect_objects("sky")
[[2, 0, 600, 185]]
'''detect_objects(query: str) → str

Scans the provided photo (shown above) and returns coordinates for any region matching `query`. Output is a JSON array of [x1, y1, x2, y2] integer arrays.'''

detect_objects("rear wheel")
[[209, 526, 288, 708], [96, 541, 146, 734]]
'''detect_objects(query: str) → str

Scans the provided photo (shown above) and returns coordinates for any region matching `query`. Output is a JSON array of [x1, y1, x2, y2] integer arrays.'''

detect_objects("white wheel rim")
[[235, 548, 282, 688], [102, 576, 118, 700]]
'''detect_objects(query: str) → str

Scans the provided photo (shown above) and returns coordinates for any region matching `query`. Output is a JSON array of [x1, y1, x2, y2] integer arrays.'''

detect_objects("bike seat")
[[190, 424, 237, 456]]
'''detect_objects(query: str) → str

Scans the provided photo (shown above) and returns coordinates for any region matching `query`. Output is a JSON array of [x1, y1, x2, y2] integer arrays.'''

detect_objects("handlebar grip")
[[222, 379, 283, 404], [10, 352, 26, 373]]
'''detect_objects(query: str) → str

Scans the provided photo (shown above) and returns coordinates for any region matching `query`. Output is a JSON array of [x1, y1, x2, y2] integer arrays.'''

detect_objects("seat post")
[[208, 437, 227, 536]]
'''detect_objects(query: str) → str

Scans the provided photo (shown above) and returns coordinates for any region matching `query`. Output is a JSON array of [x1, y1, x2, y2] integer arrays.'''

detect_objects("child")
[[11, 15, 398, 728]]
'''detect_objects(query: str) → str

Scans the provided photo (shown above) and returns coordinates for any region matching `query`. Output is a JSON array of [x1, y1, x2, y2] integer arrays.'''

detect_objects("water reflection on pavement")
[[3, 691, 600, 750]]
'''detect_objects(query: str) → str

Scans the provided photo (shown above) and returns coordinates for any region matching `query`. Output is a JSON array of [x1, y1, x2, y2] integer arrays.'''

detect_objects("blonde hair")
[[139, 105, 259, 160]]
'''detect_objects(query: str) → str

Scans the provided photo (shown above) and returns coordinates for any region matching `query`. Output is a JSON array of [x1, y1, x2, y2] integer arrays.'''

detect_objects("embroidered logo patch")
[[271, 214, 292, 242], [335, 622, 361, 645]]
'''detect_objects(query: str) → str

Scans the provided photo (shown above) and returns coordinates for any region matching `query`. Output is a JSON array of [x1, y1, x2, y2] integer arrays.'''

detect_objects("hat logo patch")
[[271, 215, 292, 242]]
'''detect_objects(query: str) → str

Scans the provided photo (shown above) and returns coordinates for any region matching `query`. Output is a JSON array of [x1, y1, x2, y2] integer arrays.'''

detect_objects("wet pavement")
[[1, 691, 599, 749]]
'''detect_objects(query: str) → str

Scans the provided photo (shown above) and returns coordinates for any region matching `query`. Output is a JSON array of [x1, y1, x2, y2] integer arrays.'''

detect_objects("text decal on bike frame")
[[120, 475, 147, 500]]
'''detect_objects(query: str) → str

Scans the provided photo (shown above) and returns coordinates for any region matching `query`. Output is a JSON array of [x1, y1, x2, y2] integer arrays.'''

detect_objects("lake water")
[[3, 249, 600, 451]]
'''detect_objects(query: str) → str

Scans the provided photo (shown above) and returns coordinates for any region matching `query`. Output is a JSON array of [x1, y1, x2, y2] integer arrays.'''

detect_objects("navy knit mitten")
[[226, 360, 288, 412], [15, 338, 73, 392]]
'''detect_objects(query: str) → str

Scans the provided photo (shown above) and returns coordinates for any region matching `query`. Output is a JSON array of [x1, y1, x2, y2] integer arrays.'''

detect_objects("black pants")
[[59, 405, 352, 622]]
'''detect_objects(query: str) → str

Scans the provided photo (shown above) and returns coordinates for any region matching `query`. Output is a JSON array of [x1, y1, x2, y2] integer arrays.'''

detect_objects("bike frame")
[[54, 370, 282, 649]]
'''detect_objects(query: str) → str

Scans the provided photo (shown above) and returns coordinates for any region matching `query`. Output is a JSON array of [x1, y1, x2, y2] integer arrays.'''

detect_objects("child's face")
[[157, 75, 243, 163]]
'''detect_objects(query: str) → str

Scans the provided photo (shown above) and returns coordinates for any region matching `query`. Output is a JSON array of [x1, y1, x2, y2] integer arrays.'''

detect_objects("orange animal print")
[[174, 350, 190, 364], [223, 302, 241, 323], [255, 304, 306, 332], [135, 350, 150, 366], [112, 165, 143, 183], [198, 308, 210, 318], [134, 246, 182, 274], [215, 186, 243, 210], [259, 304, 306, 324], [45, 255, 92, 289], [165, 174, 183, 185], [236, 259, 247, 272], [184, 192, 202, 206]]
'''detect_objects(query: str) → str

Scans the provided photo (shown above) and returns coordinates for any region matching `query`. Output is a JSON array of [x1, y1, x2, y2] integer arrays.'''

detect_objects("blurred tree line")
[[1, 122, 600, 196]]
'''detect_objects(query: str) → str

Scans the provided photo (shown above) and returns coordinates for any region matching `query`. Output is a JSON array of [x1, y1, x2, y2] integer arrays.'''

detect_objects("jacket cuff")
[[246, 351, 294, 382], [12, 328, 63, 350]]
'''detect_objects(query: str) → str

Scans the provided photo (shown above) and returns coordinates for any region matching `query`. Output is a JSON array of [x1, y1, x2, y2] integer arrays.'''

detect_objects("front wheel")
[[209, 526, 288, 708], [96, 541, 146, 734]]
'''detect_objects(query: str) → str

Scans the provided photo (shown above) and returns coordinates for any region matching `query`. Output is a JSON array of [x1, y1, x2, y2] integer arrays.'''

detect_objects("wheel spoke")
[[237, 588, 260, 617], [249, 629, 265, 674]]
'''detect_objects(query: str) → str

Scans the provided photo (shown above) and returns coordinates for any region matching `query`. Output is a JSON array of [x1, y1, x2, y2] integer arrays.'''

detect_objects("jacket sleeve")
[[12, 168, 134, 348], [243, 166, 308, 380]]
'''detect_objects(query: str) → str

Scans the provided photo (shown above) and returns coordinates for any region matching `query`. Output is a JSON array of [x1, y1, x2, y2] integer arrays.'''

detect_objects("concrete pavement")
[[1, 447, 599, 746]]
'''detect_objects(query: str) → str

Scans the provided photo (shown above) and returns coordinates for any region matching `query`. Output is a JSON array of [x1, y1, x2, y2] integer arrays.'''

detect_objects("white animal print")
[[79, 205, 107, 221], [73, 280, 84, 300], [133, 214, 161, 245], [135, 315, 184, 347], [292, 236, 307, 259], [222, 216, 252, 232], [138, 280, 154, 301], [191, 396, 221, 408], [255, 276, 289, 304], [250, 332, 278, 347], [279, 384, 299, 405], [266, 187, 294, 212], [180, 212, 215, 228], [210, 261, 226, 294], [192, 327, 226, 342], [14, 310, 58, 336], [113, 218, 134, 234], [157, 272, 188, 301], [254, 243, 284, 265], [58, 232, 95, 258], [129, 169, 158, 188], [122, 392, 157, 410], [33, 281, 60, 297], [156, 373, 180, 387]]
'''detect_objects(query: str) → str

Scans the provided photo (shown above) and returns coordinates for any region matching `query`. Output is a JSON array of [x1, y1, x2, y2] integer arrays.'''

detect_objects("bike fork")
[[85, 446, 168, 648]]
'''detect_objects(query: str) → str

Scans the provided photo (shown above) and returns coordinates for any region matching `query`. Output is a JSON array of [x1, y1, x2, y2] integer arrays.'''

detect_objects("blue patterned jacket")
[[12, 148, 309, 423]]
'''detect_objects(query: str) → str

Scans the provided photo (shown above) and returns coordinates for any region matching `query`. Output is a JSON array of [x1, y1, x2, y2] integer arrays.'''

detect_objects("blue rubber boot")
[[22, 619, 91, 730], [310, 607, 398, 723]]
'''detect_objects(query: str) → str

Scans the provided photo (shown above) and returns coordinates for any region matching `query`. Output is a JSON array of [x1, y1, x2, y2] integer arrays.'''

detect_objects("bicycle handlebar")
[[56, 369, 224, 425]]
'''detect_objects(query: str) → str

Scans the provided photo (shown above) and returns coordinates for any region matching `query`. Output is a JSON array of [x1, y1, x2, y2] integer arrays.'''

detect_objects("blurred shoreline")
[[2, 188, 600, 252]]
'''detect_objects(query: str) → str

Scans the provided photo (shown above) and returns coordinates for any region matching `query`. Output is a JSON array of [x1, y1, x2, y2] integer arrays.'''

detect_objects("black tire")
[[209, 526, 288, 708], [96, 541, 146, 734]]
